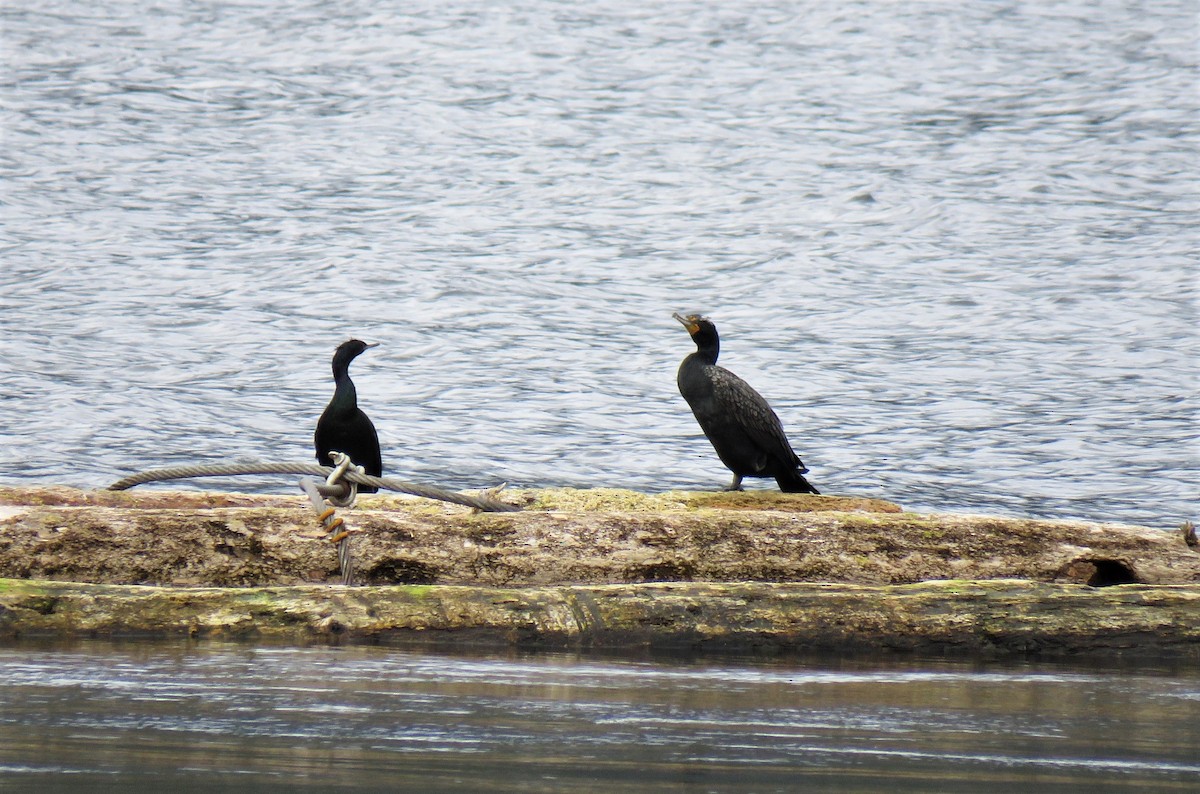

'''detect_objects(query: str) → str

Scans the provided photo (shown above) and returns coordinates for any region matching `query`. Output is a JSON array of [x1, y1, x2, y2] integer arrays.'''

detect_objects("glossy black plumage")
[[314, 339, 382, 492], [673, 313, 818, 494]]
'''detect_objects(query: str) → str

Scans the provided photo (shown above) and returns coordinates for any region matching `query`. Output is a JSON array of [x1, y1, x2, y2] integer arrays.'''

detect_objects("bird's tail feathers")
[[776, 467, 819, 494]]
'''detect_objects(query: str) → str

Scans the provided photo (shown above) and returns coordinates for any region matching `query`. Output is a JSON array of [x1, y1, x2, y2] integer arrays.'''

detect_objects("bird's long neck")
[[330, 363, 359, 412], [692, 331, 719, 365]]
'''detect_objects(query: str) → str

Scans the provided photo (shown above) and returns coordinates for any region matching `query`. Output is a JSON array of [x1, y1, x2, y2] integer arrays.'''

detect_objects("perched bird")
[[314, 339, 382, 492], [672, 313, 819, 494]]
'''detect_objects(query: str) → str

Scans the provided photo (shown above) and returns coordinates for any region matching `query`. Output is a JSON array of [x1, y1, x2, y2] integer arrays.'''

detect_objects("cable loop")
[[323, 452, 359, 508]]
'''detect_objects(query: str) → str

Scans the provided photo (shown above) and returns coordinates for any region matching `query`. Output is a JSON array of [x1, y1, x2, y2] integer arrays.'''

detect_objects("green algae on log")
[[1, 577, 1197, 657], [0, 486, 1196, 589]]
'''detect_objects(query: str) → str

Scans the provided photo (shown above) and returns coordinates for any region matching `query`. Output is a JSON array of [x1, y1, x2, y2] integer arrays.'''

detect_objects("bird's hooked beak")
[[672, 312, 700, 335], [363, 342, 380, 349]]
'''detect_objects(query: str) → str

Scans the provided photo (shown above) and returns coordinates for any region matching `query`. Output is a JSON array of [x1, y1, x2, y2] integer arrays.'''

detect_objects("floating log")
[[0, 486, 1195, 588], [0, 486, 1196, 655]]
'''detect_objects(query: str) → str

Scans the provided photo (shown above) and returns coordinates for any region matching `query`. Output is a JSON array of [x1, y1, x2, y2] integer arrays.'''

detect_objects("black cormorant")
[[314, 339, 382, 492], [673, 313, 819, 494]]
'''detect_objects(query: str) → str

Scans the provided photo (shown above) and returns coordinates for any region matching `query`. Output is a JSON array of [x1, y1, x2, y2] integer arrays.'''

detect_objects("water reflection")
[[1, 641, 1197, 792]]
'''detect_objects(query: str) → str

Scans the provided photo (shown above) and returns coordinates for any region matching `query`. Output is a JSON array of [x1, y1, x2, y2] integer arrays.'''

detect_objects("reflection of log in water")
[[0, 486, 1196, 655]]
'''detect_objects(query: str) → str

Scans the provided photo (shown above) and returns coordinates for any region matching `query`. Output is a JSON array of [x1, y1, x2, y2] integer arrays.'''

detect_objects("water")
[[0, 641, 1197, 792], [0, 0, 1196, 528]]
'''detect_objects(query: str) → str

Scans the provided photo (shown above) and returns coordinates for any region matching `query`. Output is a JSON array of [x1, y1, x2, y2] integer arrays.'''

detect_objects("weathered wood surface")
[[0, 486, 1195, 588], [1, 577, 1196, 657]]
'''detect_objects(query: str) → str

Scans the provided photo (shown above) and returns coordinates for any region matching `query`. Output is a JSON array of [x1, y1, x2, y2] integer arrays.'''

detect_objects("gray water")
[[0, 0, 1195, 528], [1, 642, 1198, 793]]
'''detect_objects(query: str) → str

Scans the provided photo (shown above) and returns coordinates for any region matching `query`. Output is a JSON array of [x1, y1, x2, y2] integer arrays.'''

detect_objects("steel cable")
[[107, 461, 519, 512]]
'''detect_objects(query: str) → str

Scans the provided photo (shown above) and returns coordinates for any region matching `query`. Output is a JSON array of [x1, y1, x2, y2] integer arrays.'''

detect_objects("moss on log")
[[1, 577, 1196, 657]]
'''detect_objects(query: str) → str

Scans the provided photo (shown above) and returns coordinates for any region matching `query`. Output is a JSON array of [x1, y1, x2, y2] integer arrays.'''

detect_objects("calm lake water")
[[1, 641, 1198, 793], [0, 0, 1195, 529], [1, 1, 1196, 788]]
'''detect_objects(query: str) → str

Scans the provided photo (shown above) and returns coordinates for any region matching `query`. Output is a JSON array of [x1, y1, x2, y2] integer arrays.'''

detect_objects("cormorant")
[[672, 313, 819, 494], [314, 339, 382, 492]]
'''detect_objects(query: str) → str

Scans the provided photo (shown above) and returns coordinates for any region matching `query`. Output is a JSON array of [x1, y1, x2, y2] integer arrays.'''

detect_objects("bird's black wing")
[[708, 366, 804, 469]]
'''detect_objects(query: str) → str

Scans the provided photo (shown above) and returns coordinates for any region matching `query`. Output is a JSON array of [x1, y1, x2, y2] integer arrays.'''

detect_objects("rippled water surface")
[[1, 642, 1198, 792], [1, 0, 1196, 527]]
